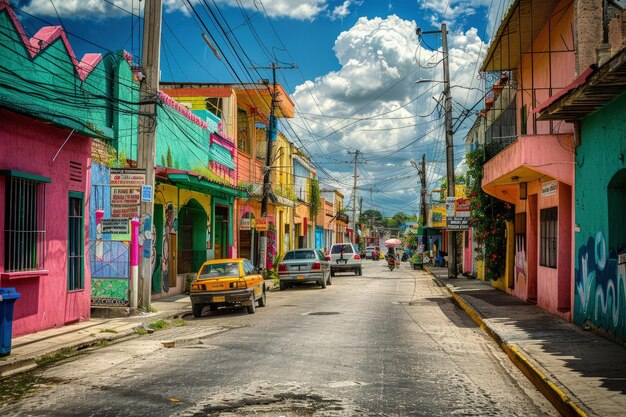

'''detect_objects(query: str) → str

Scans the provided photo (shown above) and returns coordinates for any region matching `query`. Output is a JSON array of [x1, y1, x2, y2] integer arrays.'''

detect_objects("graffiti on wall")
[[515, 234, 527, 282], [575, 230, 626, 339], [161, 202, 176, 292]]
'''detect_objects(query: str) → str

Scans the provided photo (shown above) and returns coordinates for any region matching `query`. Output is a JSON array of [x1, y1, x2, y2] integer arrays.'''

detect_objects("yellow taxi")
[[190, 258, 266, 318]]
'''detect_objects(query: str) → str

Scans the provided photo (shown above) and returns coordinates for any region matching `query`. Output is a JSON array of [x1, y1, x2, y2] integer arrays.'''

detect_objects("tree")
[[361, 209, 383, 225]]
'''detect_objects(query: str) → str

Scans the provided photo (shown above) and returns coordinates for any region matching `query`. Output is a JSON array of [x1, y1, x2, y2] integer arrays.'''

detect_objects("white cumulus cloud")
[[289, 14, 487, 210], [20, 0, 328, 20]]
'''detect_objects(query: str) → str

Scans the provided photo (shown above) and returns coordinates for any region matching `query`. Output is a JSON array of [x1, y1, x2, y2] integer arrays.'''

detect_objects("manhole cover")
[[307, 312, 340, 316]]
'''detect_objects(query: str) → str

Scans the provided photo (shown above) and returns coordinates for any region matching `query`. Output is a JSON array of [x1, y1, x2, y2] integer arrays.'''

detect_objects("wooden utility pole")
[[137, 0, 162, 309], [348, 150, 360, 244], [411, 155, 429, 248], [249, 63, 296, 218], [441, 23, 457, 278]]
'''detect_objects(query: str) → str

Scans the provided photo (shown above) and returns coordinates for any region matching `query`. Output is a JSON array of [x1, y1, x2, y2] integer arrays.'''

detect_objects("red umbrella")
[[384, 238, 402, 247]]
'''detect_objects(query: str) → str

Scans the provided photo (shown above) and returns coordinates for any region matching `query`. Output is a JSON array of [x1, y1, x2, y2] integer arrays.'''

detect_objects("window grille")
[[4, 176, 47, 272], [68, 193, 84, 291], [540, 207, 558, 268]]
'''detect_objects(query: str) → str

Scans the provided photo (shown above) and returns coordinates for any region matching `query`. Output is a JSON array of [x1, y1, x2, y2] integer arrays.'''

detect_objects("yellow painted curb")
[[429, 272, 587, 417]]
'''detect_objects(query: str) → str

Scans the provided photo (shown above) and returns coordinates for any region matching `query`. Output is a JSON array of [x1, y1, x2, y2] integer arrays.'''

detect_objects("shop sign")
[[541, 180, 557, 197], [101, 218, 130, 234], [447, 216, 470, 230], [455, 197, 470, 217], [110, 168, 146, 186], [111, 187, 141, 205], [446, 197, 456, 218], [240, 218, 251, 231], [111, 205, 140, 218], [256, 217, 268, 231]]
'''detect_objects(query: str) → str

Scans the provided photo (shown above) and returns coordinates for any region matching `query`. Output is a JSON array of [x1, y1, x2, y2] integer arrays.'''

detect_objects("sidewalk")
[[0, 294, 192, 379], [427, 266, 626, 417]]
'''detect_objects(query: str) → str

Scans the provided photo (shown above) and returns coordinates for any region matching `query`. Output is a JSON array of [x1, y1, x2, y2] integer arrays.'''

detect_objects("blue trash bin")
[[0, 287, 21, 356]]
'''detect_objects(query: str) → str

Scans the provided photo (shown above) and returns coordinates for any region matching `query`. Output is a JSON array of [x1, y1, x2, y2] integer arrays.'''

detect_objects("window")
[[331, 244, 354, 254], [68, 192, 84, 290], [540, 207, 558, 268], [243, 260, 255, 275], [3, 173, 48, 272]]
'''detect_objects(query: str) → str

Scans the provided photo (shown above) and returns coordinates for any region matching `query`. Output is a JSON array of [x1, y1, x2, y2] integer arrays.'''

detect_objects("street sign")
[[141, 185, 153, 203]]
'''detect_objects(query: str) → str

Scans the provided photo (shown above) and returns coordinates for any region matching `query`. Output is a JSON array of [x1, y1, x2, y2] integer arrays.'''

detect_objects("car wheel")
[[209, 304, 218, 312], [331, 269, 336, 277], [246, 294, 256, 314], [258, 288, 267, 307], [320, 275, 327, 289], [357, 267, 362, 276], [192, 303, 204, 318], [279, 281, 287, 291]]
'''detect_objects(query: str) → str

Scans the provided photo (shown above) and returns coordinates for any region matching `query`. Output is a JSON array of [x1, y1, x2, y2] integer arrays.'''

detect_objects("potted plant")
[[409, 252, 424, 270]]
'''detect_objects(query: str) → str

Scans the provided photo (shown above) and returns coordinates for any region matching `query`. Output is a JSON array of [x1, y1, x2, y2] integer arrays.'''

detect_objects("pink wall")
[[463, 229, 473, 274], [0, 109, 92, 336], [517, 0, 575, 136]]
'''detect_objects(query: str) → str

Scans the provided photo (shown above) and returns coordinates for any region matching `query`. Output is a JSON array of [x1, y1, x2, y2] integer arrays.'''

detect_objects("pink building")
[[0, 1, 107, 336], [0, 110, 92, 337], [478, 0, 577, 319]]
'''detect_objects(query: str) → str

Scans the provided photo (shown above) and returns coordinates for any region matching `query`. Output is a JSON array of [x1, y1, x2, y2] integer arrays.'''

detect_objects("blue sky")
[[13, 0, 511, 216]]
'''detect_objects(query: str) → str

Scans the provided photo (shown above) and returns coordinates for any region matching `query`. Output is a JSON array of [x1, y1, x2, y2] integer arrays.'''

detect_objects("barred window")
[[540, 207, 558, 268], [68, 192, 84, 291], [3, 173, 48, 272]]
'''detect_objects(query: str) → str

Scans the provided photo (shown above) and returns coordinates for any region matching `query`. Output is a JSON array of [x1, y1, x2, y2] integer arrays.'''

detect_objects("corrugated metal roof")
[[481, 0, 563, 72], [537, 49, 626, 120]]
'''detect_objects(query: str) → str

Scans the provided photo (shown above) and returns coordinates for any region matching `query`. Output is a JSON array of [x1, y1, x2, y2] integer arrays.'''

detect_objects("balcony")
[[482, 134, 574, 202], [483, 77, 518, 161]]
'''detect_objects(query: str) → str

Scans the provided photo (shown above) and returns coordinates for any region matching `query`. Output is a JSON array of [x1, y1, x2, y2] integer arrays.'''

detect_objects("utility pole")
[[441, 23, 457, 278], [137, 0, 162, 309], [411, 154, 429, 249], [348, 150, 360, 244], [250, 63, 296, 218], [420, 154, 428, 249], [249, 62, 295, 263]]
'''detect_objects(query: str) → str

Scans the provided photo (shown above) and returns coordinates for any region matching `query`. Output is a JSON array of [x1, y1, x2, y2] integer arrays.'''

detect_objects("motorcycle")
[[386, 255, 398, 271]]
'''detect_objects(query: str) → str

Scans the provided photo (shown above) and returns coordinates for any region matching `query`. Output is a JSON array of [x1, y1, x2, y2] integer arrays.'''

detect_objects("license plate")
[[296, 275, 304, 280], [337, 259, 347, 264], [213, 296, 225, 302]]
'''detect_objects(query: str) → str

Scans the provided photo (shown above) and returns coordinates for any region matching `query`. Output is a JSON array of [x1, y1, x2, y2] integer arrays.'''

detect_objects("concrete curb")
[[0, 324, 143, 379], [0, 308, 189, 380], [428, 270, 587, 417]]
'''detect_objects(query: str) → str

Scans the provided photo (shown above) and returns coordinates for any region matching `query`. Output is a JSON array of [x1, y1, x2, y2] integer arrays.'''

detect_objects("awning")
[[536, 49, 626, 120], [209, 142, 236, 170], [481, 0, 562, 72], [158, 168, 248, 199]]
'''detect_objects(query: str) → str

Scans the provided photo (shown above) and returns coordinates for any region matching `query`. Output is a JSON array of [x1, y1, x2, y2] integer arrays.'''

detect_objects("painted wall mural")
[[575, 231, 626, 339], [515, 234, 527, 283]]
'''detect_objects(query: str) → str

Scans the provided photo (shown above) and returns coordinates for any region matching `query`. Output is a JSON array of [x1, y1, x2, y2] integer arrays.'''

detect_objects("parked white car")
[[328, 243, 362, 276]]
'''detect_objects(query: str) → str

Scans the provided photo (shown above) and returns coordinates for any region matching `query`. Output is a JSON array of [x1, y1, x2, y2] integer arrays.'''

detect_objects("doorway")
[[214, 204, 229, 259], [178, 199, 207, 274]]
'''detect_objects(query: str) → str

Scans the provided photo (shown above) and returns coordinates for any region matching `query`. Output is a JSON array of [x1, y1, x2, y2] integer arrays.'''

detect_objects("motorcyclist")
[[386, 247, 398, 264]]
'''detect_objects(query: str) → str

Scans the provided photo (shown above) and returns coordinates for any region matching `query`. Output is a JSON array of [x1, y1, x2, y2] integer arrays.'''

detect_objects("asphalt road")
[[0, 261, 558, 416]]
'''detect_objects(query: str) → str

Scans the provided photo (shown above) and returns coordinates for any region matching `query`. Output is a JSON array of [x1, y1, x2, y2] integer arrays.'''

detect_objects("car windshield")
[[283, 250, 317, 260], [198, 262, 240, 278], [331, 244, 353, 254]]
